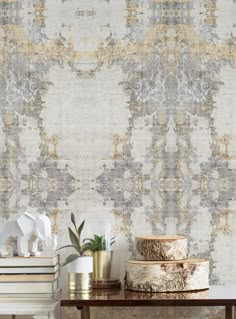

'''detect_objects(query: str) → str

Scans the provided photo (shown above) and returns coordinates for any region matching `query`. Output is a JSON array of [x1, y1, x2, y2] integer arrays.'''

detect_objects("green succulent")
[[83, 234, 116, 252], [57, 212, 92, 267]]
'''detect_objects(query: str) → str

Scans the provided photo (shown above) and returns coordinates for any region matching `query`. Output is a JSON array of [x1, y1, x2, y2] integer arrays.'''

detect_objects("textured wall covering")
[[1, 0, 236, 318]]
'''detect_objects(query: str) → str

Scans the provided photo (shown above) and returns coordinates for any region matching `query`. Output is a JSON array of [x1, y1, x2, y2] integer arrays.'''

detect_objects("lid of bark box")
[[127, 259, 208, 265], [135, 235, 186, 241]]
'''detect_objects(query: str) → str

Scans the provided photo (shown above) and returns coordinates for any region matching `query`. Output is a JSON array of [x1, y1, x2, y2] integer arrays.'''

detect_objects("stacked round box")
[[125, 236, 209, 292]]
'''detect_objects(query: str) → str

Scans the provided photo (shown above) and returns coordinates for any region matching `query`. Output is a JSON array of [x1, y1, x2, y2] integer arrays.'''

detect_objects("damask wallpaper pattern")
[[0, 0, 236, 318]]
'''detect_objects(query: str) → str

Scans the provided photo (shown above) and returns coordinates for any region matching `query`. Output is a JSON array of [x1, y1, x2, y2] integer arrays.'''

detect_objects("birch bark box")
[[125, 259, 209, 292], [135, 235, 187, 261], [125, 287, 209, 299]]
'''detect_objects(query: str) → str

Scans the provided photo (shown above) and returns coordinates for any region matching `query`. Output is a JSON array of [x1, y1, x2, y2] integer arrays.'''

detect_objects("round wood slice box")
[[135, 235, 187, 261], [125, 259, 209, 292]]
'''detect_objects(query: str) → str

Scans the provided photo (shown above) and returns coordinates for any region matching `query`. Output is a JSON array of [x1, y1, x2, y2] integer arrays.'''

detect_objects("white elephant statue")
[[0, 212, 57, 257]]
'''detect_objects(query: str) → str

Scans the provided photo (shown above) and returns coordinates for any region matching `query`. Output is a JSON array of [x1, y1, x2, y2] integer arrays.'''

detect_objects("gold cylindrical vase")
[[68, 272, 93, 293], [93, 251, 113, 280]]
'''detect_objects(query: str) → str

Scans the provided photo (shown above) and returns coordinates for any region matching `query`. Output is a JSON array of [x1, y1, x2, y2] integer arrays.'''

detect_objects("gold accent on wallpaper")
[[126, 3, 139, 26], [112, 208, 123, 217], [33, 3, 46, 26], [135, 176, 142, 194], [50, 209, 60, 235], [159, 112, 167, 126], [148, 25, 236, 63], [215, 134, 232, 160], [41, 133, 61, 160], [112, 208, 131, 238], [213, 209, 232, 235], [1, 23, 236, 70], [29, 175, 37, 194], [0, 25, 83, 65], [112, 134, 128, 160], [200, 176, 207, 193], [201, 101, 215, 113], [204, 3, 217, 26], [176, 112, 184, 126], [0, 8, 8, 18]]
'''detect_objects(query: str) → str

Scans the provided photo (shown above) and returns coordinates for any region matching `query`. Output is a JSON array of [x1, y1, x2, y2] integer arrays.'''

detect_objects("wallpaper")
[[0, 0, 236, 318]]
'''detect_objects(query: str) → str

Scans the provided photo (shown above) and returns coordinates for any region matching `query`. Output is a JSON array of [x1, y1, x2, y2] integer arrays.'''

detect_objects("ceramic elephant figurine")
[[0, 212, 57, 257]]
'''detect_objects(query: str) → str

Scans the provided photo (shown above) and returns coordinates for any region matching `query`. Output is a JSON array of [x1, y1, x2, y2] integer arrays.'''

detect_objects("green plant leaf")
[[83, 238, 93, 243], [61, 253, 79, 267], [56, 244, 76, 251], [77, 220, 85, 237], [81, 243, 93, 254], [94, 234, 100, 241], [71, 212, 77, 230], [81, 234, 116, 252], [110, 240, 116, 247], [68, 227, 80, 251]]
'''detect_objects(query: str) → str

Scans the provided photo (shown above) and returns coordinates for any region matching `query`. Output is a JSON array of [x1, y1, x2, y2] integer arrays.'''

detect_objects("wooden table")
[[61, 285, 236, 319]]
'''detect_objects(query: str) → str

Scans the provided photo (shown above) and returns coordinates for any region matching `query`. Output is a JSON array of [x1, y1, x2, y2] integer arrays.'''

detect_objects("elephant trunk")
[[42, 234, 57, 251]]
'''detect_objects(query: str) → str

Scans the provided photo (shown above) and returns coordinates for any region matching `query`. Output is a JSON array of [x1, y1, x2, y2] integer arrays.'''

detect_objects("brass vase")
[[93, 250, 113, 280], [67, 256, 93, 293], [68, 272, 93, 293]]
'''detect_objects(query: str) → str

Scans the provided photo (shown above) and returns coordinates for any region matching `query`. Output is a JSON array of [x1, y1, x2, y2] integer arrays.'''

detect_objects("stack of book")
[[0, 254, 60, 296]]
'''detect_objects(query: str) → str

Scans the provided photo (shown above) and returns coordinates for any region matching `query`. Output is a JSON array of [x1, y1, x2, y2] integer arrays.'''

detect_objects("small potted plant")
[[58, 213, 93, 292], [83, 234, 115, 281]]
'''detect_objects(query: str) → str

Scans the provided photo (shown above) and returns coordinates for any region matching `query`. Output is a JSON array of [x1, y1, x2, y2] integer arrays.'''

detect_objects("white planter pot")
[[68, 256, 93, 293]]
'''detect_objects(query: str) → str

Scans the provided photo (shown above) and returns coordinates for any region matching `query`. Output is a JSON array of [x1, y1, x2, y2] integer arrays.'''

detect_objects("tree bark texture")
[[135, 236, 187, 261], [125, 259, 209, 292]]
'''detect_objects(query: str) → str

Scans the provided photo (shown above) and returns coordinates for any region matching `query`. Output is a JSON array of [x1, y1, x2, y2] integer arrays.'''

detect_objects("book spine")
[[0, 254, 59, 267], [0, 264, 60, 274], [0, 271, 60, 282], [0, 279, 59, 294]]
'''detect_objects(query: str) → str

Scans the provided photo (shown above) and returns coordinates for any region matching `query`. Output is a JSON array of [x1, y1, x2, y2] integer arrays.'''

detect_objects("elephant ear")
[[16, 212, 35, 236], [34, 214, 51, 240]]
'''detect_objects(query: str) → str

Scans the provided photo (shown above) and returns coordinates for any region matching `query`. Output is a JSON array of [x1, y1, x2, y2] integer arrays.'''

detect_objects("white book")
[[0, 288, 62, 300], [0, 270, 60, 282], [0, 263, 60, 274], [0, 254, 59, 267], [0, 279, 59, 294]]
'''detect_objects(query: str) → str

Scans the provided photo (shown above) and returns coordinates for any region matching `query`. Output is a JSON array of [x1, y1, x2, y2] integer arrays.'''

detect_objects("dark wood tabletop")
[[61, 285, 236, 307]]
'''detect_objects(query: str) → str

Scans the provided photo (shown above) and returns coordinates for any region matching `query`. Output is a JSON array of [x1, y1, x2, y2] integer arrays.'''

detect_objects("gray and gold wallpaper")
[[1, 0, 236, 318]]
